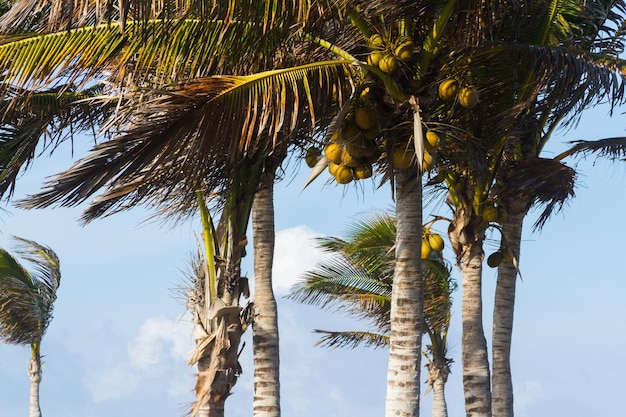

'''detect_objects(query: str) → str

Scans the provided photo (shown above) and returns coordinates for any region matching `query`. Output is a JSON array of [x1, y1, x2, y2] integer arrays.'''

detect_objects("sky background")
[[0, 102, 625, 417]]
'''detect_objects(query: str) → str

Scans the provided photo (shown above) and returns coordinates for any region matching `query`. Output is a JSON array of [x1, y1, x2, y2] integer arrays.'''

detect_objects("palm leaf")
[[313, 329, 389, 349], [18, 60, 354, 221], [0, 236, 60, 346]]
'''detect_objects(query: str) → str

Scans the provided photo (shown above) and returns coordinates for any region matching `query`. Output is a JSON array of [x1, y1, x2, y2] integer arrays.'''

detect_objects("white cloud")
[[128, 316, 192, 372], [89, 316, 193, 402], [270, 225, 327, 295], [90, 364, 140, 403], [515, 380, 544, 414]]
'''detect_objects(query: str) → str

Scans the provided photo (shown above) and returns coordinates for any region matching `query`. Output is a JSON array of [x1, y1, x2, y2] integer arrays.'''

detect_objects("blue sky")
[[0, 102, 625, 417]]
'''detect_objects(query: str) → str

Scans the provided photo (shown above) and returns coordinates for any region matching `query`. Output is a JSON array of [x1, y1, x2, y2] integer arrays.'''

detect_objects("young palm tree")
[[0, 236, 61, 417], [288, 211, 456, 417]]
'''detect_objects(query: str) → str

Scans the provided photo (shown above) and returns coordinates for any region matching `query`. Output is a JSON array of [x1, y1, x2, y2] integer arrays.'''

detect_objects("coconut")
[[353, 163, 373, 180], [305, 147, 321, 168], [378, 54, 397, 74], [334, 164, 354, 184], [368, 34, 385, 50], [421, 240, 432, 259], [428, 233, 444, 252], [438, 79, 458, 100], [393, 148, 414, 169], [482, 204, 498, 222], [487, 251, 504, 268], [354, 106, 377, 130], [324, 142, 343, 164], [459, 86, 479, 108], [341, 149, 360, 168]]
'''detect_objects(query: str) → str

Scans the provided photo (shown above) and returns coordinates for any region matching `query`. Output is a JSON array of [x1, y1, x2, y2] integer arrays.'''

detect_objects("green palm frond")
[[0, 236, 60, 346], [0, 0, 316, 33], [313, 329, 389, 349], [0, 84, 110, 199], [0, 19, 295, 93], [18, 60, 354, 221], [289, 210, 456, 349]]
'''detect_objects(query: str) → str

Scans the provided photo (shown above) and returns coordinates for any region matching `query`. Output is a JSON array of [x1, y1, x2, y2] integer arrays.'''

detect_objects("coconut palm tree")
[[288, 211, 456, 417], [0, 236, 61, 417]]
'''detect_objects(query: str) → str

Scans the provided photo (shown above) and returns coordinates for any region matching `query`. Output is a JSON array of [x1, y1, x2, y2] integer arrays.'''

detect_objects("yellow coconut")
[[368, 33, 385, 50], [421, 240, 432, 259], [367, 51, 383, 67], [438, 79, 459, 100], [305, 147, 321, 168], [334, 164, 354, 184], [394, 40, 414, 62], [425, 131, 441, 150], [328, 162, 340, 176], [354, 106, 377, 130], [341, 149, 360, 168], [324, 142, 343, 164], [459, 86, 480, 109], [378, 54, 397, 74], [353, 163, 373, 180], [422, 150, 435, 171], [393, 148, 414, 169], [428, 233, 445, 252]]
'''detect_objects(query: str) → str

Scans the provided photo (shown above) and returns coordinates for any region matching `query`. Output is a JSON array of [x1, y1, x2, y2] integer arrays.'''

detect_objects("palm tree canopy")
[[288, 211, 456, 349], [0, 236, 60, 346]]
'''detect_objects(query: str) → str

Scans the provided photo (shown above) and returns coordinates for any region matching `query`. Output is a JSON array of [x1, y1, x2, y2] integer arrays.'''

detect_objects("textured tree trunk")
[[252, 174, 281, 417], [461, 241, 492, 417], [385, 169, 423, 417], [431, 375, 448, 417], [28, 349, 42, 417], [491, 209, 525, 417]]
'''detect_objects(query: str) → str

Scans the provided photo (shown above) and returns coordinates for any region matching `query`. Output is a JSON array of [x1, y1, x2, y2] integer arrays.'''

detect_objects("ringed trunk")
[[385, 169, 424, 417], [252, 174, 281, 417], [461, 240, 492, 417], [28, 348, 42, 417], [491, 209, 525, 417]]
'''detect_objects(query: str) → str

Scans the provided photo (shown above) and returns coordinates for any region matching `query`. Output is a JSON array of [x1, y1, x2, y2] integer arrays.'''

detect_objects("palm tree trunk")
[[431, 375, 448, 417], [461, 241, 492, 417], [491, 209, 525, 417], [28, 347, 42, 417], [252, 173, 281, 417], [385, 169, 423, 417]]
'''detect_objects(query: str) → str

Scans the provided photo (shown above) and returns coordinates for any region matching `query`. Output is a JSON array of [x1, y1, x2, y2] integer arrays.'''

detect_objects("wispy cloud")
[[88, 316, 193, 403], [515, 379, 544, 415]]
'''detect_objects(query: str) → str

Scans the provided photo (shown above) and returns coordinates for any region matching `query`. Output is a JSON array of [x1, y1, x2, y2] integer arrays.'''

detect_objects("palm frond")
[[17, 60, 354, 221], [313, 329, 389, 349], [556, 136, 626, 161], [0, 236, 60, 346], [0, 84, 111, 200], [496, 157, 576, 230]]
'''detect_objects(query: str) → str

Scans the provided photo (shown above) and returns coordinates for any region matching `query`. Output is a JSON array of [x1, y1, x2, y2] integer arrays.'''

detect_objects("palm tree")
[[288, 211, 456, 417], [0, 236, 61, 417]]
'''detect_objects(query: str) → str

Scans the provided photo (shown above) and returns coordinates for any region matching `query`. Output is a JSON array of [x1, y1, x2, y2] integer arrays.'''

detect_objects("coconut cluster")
[[305, 90, 384, 184], [367, 33, 414, 74], [422, 228, 445, 259], [438, 78, 480, 109]]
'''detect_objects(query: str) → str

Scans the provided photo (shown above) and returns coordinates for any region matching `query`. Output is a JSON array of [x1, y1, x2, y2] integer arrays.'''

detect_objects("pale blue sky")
[[0, 102, 625, 417]]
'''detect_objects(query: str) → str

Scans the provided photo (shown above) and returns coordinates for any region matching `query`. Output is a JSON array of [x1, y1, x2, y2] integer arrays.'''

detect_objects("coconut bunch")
[[366, 33, 414, 74], [305, 89, 383, 184], [438, 78, 480, 109], [421, 226, 445, 259]]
